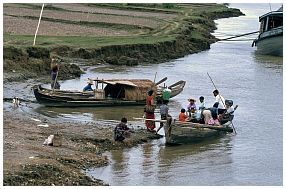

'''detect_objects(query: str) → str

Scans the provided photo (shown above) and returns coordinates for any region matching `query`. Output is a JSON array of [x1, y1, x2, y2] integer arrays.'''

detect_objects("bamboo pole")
[[207, 72, 237, 134], [133, 117, 167, 123], [33, 4, 45, 46]]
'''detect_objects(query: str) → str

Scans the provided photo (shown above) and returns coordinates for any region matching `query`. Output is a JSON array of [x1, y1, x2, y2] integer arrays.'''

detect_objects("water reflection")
[[253, 53, 283, 70], [110, 150, 129, 176], [34, 100, 183, 124], [88, 135, 233, 185], [34, 105, 144, 121]]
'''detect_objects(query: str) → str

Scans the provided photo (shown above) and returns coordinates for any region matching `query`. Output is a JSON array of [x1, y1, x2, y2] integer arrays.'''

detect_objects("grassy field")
[[4, 34, 176, 48], [3, 3, 242, 49]]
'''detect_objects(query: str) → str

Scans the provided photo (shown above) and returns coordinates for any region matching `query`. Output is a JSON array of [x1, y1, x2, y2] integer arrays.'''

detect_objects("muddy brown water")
[[3, 4, 283, 186]]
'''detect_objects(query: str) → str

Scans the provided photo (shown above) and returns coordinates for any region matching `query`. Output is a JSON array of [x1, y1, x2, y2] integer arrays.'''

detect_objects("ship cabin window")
[[267, 15, 283, 31], [260, 15, 283, 32], [260, 19, 265, 32], [269, 15, 283, 29]]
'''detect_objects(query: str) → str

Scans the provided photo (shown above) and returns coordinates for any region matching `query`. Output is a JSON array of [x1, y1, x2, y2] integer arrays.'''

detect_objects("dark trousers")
[[218, 108, 226, 114]]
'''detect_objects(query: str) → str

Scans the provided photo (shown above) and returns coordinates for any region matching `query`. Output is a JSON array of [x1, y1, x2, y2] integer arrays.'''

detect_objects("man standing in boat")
[[51, 58, 60, 90], [213, 90, 225, 114]]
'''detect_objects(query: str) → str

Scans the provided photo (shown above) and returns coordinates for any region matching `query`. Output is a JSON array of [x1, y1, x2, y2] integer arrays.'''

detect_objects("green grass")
[[4, 34, 176, 48]]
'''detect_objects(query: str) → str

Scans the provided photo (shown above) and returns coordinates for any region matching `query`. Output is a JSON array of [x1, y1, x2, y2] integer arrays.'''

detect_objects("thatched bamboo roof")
[[90, 79, 154, 88]]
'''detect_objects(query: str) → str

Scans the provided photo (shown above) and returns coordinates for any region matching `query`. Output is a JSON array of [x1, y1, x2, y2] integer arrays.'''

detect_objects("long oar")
[[155, 77, 168, 86], [207, 72, 237, 134]]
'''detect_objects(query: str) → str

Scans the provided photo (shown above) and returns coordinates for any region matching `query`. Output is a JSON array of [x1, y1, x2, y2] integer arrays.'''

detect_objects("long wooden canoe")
[[157, 80, 186, 99], [164, 118, 233, 144], [33, 84, 147, 107], [32, 78, 185, 107]]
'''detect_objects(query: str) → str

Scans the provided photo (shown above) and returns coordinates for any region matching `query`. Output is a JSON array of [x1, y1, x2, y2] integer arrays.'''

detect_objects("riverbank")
[[3, 3, 243, 82], [3, 104, 162, 186]]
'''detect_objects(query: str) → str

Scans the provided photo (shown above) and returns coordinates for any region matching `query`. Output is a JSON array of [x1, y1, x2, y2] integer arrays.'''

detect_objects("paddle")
[[207, 72, 237, 134], [155, 77, 168, 86]]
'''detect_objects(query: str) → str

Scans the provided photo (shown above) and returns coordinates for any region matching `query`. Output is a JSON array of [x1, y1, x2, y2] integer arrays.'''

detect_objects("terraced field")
[[3, 3, 243, 50], [3, 3, 179, 37], [4, 15, 132, 37]]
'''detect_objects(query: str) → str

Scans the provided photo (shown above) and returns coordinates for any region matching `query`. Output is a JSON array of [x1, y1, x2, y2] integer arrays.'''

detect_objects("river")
[[30, 4, 284, 186]]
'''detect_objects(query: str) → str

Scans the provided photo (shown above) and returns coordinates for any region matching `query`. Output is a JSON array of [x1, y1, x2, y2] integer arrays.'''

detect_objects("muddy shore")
[[3, 101, 162, 186]]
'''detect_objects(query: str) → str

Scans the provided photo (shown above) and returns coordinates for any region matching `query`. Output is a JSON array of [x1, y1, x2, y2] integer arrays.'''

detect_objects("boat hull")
[[157, 80, 186, 99], [33, 85, 145, 107], [255, 34, 283, 56], [164, 120, 232, 144]]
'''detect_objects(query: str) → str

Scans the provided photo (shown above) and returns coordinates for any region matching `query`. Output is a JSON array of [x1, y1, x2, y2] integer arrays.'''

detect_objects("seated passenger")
[[198, 96, 206, 110], [187, 98, 197, 119], [179, 108, 188, 122], [83, 81, 94, 91], [202, 102, 220, 125], [220, 100, 238, 125]]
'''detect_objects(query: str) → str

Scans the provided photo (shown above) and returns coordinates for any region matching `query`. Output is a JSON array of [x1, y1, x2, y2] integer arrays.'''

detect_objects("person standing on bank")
[[213, 89, 225, 114], [156, 99, 170, 134], [145, 89, 156, 132], [51, 59, 60, 90]]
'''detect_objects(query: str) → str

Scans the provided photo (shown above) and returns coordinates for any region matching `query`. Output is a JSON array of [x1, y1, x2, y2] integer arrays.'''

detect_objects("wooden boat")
[[157, 80, 186, 99], [252, 6, 283, 56], [32, 78, 186, 107], [163, 119, 233, 145]]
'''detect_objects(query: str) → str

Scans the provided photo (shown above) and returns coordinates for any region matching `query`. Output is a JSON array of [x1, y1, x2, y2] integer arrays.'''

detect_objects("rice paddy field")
[[3, 3, 179, 37], [3, 3, 241, 48]]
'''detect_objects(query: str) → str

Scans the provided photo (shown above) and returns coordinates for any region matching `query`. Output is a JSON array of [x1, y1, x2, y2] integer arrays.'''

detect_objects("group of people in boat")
[[181, 89, 238, 126], [142, 89, 238, 134]]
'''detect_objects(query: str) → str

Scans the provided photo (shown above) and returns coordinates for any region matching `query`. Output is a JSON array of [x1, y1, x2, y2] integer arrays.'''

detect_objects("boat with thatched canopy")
[[163, 118, 233, 144], [32, 78, 185, 107]]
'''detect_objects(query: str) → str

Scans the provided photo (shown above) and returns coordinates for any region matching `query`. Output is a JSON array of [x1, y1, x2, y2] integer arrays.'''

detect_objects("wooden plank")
[[133, 117, 167, 123]]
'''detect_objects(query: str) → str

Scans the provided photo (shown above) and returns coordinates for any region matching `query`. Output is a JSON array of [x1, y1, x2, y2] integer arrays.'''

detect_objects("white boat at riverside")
[[252, 6, 283, 56]]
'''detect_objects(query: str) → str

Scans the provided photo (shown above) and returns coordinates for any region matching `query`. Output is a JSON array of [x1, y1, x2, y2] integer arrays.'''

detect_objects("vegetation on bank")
[[3, 3, 243, 80]]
